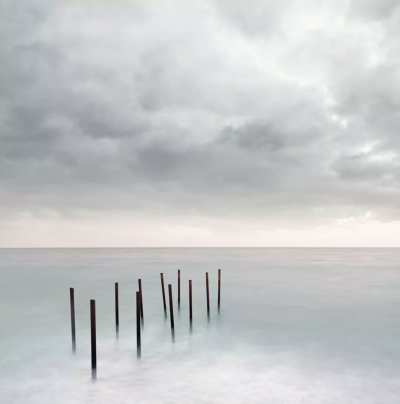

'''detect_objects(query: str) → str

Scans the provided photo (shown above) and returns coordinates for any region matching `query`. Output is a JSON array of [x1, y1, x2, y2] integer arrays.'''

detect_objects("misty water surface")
[[0, 248, 399, 403]]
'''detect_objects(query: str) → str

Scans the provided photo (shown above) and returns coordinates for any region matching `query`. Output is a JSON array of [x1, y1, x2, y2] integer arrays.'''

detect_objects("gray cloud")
[[1, 0, 400, 239]]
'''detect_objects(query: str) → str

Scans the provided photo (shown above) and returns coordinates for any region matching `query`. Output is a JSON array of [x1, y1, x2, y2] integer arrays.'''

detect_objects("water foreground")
[[0, 248, 399, 403]]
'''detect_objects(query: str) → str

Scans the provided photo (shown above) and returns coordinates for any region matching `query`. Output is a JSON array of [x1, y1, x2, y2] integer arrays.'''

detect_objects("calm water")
[[0, 248, 399, 403]]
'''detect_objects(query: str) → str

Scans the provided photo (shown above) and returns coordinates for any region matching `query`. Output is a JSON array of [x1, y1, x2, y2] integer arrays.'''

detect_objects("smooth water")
[[0, 248, 399, 403]]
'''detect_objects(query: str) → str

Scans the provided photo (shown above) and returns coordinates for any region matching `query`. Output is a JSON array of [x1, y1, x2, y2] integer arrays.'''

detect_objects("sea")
[[0, 248, 399, 403]]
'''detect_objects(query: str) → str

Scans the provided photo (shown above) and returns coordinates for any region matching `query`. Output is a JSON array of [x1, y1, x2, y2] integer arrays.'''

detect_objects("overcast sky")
[[1, 0, 400, 247]]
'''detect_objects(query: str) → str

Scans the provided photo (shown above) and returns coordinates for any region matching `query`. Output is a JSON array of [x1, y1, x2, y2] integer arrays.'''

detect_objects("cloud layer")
[[1, 0, 400, 246]]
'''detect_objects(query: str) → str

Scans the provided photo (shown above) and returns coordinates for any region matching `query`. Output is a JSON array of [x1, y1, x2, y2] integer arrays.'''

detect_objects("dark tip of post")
[[206, 272, 210, 318], [168, 284, 175, 341], [115, 282, 119, 336], [136, 291, 141, 358], [70, 288, 76, 353], [178, 269, 181, 307], [138, 279, 144, 323], [218, 269, 221, 311], [189, 280, 192, 327], [160, 273, 167, 311], [90, 300, 96, 379]]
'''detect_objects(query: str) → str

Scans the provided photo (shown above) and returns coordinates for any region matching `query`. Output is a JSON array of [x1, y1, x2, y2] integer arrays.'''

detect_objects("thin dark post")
[[218, 269, 221, 309], [136, 291, 141, 358], [189, 280, 192, 323], [90, 300, 96, 379], [178, 269, 181, 307], [70, 288, 76, 352], [160, 273, 167, 311], [206, 272, 210, 317], [138, 279, 144, 321], [168, 284, 175, 340], [115, 283, 119, 334]]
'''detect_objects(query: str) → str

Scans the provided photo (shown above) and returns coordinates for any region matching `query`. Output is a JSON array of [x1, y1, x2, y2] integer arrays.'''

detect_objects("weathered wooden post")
[[90, 300, 96, 379], [115, 283, 119, 334], [70, 288, 76, 352], [206, 272, 210, 317], [218, 269, 221, 309], [178, 269, 181, 307], [136, 291, 141, 358], [189, 280, 192, 324], [138, 279, 144, 321], [168, 284, 175, 340], [160, 273, 167, 312]]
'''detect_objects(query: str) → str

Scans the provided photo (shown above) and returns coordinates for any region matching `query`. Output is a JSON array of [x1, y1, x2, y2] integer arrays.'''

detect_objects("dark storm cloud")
[[1, 0, 400, 227]]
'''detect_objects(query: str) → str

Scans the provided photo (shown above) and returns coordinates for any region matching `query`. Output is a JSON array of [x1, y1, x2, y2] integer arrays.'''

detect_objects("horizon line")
[[1, 246, 400, 249]]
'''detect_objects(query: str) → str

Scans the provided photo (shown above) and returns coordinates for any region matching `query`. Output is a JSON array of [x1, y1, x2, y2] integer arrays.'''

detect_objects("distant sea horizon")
[[2, 246, 400, 249]]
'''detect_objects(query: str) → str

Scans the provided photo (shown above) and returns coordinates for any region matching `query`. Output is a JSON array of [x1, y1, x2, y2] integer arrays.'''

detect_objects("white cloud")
[[1, 0, 400, 246]]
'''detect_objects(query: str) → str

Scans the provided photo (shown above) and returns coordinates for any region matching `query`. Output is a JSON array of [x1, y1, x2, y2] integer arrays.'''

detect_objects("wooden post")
[[138, 279, 144, 321], [168, 284, 175, 339], [136, 291, 141, 358], [218, 269, 221, 309], [178, 269, 181, 306], [189, 280, 192, 323], [160, 273, 167, 311], [206, 272, 210, 317], [70, 288, 76, 352], [115, 283, 119, 334], [90, 300, 96, 378]]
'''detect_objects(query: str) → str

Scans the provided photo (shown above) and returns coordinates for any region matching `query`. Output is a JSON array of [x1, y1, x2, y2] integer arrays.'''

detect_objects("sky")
[[1, 0, 400, 247]]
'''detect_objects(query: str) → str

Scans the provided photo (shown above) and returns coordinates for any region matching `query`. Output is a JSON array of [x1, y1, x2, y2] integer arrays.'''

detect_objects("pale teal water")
[[0, 248, 399, 403]]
